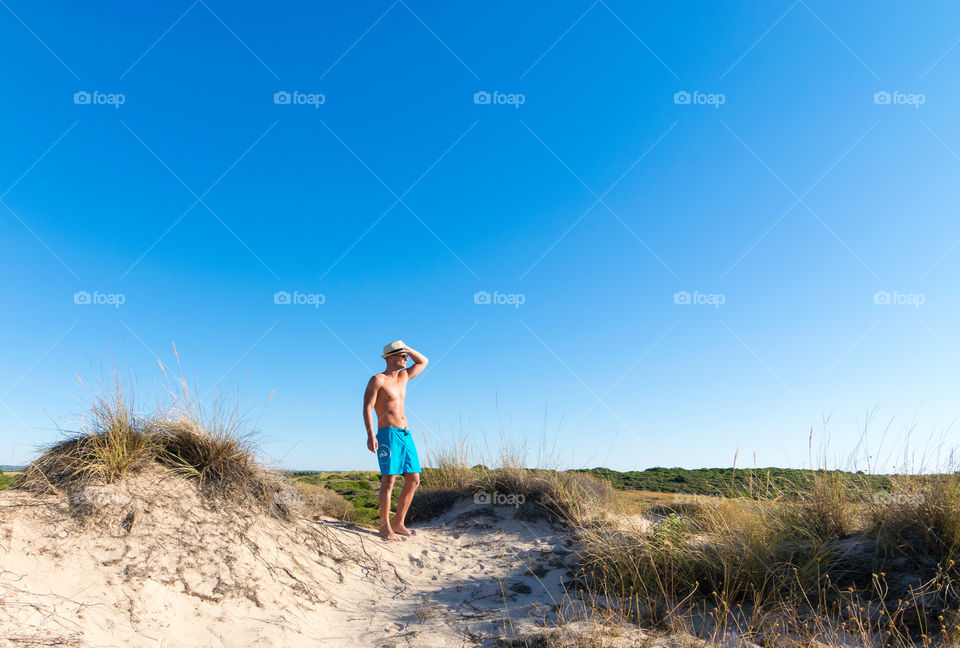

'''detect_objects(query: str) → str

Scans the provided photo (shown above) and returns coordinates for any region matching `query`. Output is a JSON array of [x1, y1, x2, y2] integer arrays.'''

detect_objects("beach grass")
[[573, 469, 960, 646], [415, 434, 960, 647], [17, 375, 298, 520]]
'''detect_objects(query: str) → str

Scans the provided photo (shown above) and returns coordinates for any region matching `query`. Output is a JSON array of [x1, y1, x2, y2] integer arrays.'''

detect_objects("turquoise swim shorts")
[[375, 427, 422, 476]]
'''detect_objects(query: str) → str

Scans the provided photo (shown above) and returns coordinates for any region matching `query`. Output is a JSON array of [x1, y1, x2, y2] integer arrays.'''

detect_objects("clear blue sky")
[[2, 1, 959, 472]]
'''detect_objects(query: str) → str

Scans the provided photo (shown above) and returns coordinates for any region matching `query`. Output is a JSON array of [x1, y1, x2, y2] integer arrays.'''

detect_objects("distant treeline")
[[574, 466, 899, 499], [274, 466, 956, 501]]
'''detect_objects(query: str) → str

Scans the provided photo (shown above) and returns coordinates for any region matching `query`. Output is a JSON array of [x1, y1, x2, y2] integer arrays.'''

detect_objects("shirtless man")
[[363, 340, 428, 541]]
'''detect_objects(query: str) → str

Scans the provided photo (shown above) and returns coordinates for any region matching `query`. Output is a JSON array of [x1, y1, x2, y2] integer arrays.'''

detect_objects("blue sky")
[[2, 1, 959, 472]]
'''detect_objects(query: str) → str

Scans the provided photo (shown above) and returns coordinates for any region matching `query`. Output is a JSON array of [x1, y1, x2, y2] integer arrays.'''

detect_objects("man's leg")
[[392, 472, 420, 536], [379, 474, 401, 541]]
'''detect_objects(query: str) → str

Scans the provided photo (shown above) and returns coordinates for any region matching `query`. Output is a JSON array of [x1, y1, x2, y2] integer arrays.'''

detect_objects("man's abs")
[[375, 402, 406, 429]]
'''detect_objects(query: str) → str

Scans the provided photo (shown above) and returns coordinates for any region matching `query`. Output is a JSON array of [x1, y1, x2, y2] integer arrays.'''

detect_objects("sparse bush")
[[295, 481, 359, 522], [20, 386, 158, 491], [422, 435, 473, 490], [413, 446, 612, 525], [155, 413, 296, 520], [17, 379, 297, 520], [0, 470, 20, 490], [870, 473, 960, 565], [786, 469, 857, 540], [408, 487, 466, 522]]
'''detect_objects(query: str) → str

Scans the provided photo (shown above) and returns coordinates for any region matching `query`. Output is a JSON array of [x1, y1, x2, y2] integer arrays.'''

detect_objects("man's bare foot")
[[391, 524, 416, 536], [379, 524, 403, 541]]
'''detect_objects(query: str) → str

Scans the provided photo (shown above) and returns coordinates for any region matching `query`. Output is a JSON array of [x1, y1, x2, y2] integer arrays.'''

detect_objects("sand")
[[0, 470, 681, 647]]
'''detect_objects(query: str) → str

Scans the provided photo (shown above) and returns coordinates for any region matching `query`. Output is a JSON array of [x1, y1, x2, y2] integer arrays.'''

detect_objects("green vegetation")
[[288, 466, 909, 506], [0, 470, 21, 490], [293, 471, 402, 525], [289, 464, 896, 528], [577, 465, 893, 498], [292, 463, 612, 527]]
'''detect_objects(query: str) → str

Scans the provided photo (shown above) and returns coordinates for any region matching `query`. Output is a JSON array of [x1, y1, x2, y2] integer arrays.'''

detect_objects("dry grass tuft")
[[153, 414, 296, 519], [413, 443, 613, 526], [20, 388, 157, 491], [869, 472, 960, 564], [18, 378, 298, 521], [295, 481, 360, 522]]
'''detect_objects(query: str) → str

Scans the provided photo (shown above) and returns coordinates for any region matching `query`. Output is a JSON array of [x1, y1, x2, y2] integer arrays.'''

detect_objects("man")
[[363, 340, 428, 541]]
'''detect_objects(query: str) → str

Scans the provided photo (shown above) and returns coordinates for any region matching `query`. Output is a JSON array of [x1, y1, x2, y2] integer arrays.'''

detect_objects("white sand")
[[0, 471, 684, 647]]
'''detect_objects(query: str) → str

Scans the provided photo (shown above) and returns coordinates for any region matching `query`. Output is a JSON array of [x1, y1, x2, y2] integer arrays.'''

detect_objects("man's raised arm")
[[404, 346, 429, 379]]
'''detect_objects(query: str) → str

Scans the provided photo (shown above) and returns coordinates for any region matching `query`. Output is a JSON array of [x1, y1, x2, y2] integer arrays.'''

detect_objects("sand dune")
[[0, 469, 678, 647]]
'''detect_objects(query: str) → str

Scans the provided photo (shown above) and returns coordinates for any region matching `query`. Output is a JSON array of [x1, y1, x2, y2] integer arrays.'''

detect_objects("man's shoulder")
[[368, 373, 385, 384], [370, 371, 408, 380]]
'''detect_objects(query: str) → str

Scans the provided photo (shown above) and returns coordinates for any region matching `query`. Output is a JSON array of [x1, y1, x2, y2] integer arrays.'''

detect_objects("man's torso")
[[374, 370, 407, 429]]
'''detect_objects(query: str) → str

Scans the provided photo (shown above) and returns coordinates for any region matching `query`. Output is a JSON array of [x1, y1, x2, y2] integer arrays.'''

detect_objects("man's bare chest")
[[379, 381, 406, 402]]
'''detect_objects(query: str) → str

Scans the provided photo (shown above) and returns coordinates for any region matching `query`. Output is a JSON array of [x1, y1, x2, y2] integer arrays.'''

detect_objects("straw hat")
[[381, 340, 408, 358]]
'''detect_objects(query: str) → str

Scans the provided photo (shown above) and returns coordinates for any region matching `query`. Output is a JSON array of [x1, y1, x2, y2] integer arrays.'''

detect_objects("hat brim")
[[381, 349, 408, 358]]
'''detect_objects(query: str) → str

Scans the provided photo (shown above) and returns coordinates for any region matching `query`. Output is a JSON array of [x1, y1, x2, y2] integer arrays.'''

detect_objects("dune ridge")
[[0, 465, 672, 647]]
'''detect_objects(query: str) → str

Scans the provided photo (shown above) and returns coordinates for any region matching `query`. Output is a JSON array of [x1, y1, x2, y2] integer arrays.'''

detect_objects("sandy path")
[[329, 498, 578, 647]]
